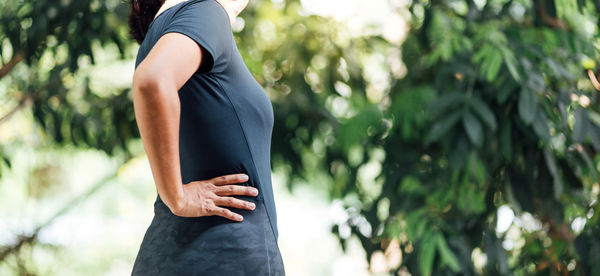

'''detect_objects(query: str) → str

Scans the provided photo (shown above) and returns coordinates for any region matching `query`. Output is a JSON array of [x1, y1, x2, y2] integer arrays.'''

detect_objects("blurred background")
[[1, 0, 600, 275]]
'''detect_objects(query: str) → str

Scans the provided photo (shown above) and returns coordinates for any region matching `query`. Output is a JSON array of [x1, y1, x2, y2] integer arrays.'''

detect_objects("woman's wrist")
[[158, 181, 185, 214], [166, 198, 183, 215]]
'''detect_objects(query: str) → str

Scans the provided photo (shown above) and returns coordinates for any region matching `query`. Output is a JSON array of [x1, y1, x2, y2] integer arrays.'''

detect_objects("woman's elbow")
[[132, 69, 169, 99]]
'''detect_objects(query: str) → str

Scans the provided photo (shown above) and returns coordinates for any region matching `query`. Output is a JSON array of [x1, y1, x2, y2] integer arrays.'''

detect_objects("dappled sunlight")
[[1, 0, 600, 275]]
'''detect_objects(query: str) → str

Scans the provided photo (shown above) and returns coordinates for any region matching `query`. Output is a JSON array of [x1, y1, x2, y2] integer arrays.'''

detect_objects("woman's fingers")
[[214, 196, 256, 210], [172, 174, 257, 220], [213, 184, 258, 197], [210, 206, 244, 222], [211, 173, 249, 186]]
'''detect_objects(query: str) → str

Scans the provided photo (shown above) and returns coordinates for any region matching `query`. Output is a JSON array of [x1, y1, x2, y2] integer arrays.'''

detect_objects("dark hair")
[[129, 0, 165, 44]]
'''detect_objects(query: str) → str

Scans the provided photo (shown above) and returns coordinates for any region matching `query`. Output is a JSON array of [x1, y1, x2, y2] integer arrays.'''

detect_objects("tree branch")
[[588, 69, 600, 91], [0, 77, 62, 125], [0, 91, 38, 125], [0, 172, 120, 262], [0, 52, 24, 80], [535, 0, 569, 29]]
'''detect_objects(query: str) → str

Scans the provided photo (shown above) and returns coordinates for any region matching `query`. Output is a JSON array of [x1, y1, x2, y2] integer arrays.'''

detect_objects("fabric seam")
[[262, 200, 272, 275], [211, 73, 264, 201], [158, 0, 233, 74], [211, 72, 281, 253]]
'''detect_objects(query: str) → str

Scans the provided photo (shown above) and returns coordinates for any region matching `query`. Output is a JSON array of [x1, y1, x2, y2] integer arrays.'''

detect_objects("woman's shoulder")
[[137, 0, 232, 72], [147, 0, 227, 34], [169, 0, 228, 23]]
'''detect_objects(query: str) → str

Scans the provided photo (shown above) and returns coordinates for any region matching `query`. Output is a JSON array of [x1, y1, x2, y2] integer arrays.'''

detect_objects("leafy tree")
[[241, 0, 600, 274], [1, 0, 599, 275], [0, 0, 138, 157], [0, 0, 137, 273]]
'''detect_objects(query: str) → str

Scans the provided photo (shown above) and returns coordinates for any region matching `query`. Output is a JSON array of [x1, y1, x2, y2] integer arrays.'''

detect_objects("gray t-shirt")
[[132, 2, 282, 273]]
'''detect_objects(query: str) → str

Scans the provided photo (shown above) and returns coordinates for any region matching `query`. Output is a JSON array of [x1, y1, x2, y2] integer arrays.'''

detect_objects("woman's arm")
[[132, 33, 200, 212], [132, 33, 258, 220]]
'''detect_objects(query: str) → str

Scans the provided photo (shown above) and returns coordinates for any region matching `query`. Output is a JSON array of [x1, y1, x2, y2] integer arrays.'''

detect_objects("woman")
[[128, 0, 286, 274]]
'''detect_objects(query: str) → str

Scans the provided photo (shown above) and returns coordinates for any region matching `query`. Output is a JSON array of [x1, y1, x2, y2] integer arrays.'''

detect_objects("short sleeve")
[[161, 0, 232, 73]]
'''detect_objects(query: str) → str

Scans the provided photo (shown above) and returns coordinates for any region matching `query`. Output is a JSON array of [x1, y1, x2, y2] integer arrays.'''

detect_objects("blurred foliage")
[[1, 0, 600, 275], [0, 0, 137, 159]]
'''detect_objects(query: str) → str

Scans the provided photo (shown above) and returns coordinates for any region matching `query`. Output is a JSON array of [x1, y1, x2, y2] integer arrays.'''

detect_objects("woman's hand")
[[170, 173, 259, 222], [133, 32, 212, 217]]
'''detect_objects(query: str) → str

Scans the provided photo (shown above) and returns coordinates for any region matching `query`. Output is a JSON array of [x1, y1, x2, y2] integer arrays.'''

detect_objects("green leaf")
[[573, 108, 589, 143], [543, 149, 563, 200], [526, 73, 546, 93], [425, 111, 462, 145], [485, 50, 503, 82], [496, 81, 518, 103], [518, 87, 536, 125], [589, 125, 600, 150], [404, 209, 428, 240], [473, 44, 491, 64], [1, 155, 11, 168], [500, 119, 512, 161], [461, 37, 473, 52], [336, 105, 382, 151], [543, 28, 559, 47], [441, 40, 453, 61], [419, 231, 436, 276], [533, 109, 550, 142], [435, 233, 461, 272], [545, 57, 562, 77], [576, 0, 585, 12], [470, 153, 486, 184], [399, 176, 425, 194], [463, 111, 483, 147], [470, 96, 497, 131], [426, 92, 465, 118], [588, 110, 600, 126], [499, 46, 521, 82]]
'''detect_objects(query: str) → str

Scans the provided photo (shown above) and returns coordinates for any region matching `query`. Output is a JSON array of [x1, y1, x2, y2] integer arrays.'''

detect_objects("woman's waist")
[[179, 159, 261, 188], [152, 194, 267, 224]]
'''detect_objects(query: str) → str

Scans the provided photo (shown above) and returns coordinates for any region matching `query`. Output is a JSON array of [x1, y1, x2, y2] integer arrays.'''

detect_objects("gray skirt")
[[131, 194, 286, 275]]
